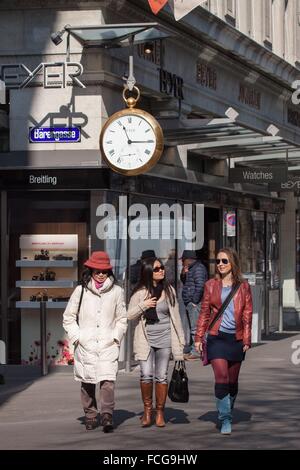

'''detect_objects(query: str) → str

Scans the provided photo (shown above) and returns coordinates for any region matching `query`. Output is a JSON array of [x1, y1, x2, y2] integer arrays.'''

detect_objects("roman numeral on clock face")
[[145, 149, 151, 155], [109, 149, 115, 156]]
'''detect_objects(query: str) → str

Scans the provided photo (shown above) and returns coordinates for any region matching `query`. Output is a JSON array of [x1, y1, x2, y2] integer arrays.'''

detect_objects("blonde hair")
[[216, 247, 244, 284]]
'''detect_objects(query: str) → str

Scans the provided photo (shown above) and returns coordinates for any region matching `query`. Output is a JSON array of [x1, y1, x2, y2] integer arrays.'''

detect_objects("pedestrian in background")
[[181, 250, 208, 360], [63, 251, 127, 433], [195, 247, 253, 435], [129, 250, 157, 285], [128, 257, 185, 427]]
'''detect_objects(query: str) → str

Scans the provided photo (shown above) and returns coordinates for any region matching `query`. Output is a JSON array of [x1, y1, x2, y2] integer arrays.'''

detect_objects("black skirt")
[[207, 331, 245, 362]]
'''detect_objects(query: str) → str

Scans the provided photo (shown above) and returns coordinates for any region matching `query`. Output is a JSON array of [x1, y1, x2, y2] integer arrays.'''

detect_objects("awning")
[[161, 117, 299, 171], [65, 23, 171, 47]]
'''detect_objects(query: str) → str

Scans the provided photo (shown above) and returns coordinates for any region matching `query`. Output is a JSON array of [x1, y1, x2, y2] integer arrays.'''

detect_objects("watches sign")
[[29, 127, 81, 143]]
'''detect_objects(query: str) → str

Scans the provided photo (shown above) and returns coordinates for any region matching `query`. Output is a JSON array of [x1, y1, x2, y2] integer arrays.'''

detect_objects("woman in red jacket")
[[195, 247, 253, 435]]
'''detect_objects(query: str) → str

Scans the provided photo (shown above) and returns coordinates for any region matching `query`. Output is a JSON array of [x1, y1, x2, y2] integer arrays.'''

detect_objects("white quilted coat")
[[63, 277, 127, 383]]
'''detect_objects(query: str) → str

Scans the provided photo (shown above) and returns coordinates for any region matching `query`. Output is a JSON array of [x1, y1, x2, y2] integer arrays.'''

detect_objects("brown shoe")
[[101, 413, 114, 433], [155, 383, 168, 427], [185, 354, 200, 361], [140, 381, 153, 427], [85, 417, 98, 431]]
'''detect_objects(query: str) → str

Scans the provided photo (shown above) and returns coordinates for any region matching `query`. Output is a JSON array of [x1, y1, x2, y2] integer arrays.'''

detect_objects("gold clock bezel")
[[99, 107, 164, 176]]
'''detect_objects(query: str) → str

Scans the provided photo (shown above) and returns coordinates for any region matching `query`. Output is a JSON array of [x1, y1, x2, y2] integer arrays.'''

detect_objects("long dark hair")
[[215, 247, 244, 284], [131, 258, 175, 306], [81, 268, 116, 288]]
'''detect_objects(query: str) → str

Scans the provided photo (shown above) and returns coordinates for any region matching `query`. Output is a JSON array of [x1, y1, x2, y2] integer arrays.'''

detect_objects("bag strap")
[[208, 282, 241, 330], [76, 285, 84, 324]]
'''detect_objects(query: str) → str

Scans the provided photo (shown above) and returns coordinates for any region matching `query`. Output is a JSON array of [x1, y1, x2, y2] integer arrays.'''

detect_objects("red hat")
[[84, 251, 112, 270]]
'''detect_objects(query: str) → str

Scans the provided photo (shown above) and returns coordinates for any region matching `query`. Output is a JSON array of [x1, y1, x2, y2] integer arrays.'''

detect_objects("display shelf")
[[16, 301, 68, 309], [16, 280, 77, 288], [16, 260, 77, 268]]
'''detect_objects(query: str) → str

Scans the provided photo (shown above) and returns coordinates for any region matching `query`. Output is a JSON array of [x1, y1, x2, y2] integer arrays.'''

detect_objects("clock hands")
[[122, 126, 131, 144], [128, 140, 154, 143], [122, 126, 153, 145]]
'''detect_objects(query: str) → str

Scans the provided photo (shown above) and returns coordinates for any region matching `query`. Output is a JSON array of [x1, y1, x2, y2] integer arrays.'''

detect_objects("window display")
[[16, 234, 78, 366], [223, 209, 237, 249]]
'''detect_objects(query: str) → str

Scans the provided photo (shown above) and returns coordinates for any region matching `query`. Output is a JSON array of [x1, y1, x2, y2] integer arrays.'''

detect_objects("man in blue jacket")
[[181, 250, 208, 360]]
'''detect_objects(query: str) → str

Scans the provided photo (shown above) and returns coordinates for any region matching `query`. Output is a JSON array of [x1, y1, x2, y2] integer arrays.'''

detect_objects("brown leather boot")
[[140, 381, 153, 427], [155, 383, 168, 427]]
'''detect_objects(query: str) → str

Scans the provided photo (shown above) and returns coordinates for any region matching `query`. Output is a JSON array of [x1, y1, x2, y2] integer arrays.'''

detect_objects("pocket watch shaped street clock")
[[100, 86, 164, 176]]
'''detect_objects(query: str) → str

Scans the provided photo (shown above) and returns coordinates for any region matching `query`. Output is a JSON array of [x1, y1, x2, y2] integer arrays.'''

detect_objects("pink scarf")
[[93, 279, 105, 290]]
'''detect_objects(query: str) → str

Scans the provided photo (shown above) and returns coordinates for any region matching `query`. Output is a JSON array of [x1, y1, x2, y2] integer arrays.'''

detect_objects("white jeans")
[[140, 347, 171, 384]]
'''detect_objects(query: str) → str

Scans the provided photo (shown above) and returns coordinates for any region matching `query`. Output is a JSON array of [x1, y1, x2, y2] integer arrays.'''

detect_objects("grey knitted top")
[[146, 299, 171, 348]]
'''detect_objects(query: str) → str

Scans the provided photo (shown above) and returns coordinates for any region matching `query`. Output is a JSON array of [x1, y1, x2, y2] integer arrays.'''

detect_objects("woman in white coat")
[[63, 251, 127, 432], [128, 257, 185, 428]]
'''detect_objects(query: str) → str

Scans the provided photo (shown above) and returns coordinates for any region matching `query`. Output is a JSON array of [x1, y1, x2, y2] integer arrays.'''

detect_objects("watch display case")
[[15, 234, 78, 366]]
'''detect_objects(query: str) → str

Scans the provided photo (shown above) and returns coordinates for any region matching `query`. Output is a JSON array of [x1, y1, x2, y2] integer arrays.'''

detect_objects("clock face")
[[100, 109, 163, 175]]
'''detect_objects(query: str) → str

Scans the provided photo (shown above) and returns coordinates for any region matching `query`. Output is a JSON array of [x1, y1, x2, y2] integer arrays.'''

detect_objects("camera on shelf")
[[52, 254, 73, 261], [34, 249, 50, 260], [32, 269, 56, 281], [30, 290, 49, 302], [45, 270, 56, 281]]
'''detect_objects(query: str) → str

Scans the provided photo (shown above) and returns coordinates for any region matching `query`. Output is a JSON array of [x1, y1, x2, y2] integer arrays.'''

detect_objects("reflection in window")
[[128, 196, 176, 289], [296, 212, 300, 290], [267, 214, 280, 289], [238, 210, 265, 275]]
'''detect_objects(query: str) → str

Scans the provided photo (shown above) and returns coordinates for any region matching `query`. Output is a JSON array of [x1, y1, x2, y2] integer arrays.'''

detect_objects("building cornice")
[[127, 0, 299, 91]]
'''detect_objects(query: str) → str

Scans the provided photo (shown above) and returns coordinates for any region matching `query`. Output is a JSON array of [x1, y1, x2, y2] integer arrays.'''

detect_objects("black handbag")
[[168, 360, 189, 403]]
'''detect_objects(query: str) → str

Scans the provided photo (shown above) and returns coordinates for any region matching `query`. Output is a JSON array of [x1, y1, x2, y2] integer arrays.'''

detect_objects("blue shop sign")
[[29, 127, 81, 143]]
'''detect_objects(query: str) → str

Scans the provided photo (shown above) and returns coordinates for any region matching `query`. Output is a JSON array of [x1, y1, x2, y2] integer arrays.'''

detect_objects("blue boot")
[[230, 394, 237, 410], [216, 394, 232, 435]]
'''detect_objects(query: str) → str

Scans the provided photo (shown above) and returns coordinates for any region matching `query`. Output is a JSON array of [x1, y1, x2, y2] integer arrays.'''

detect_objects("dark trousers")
[[81, 381, 115, 419]]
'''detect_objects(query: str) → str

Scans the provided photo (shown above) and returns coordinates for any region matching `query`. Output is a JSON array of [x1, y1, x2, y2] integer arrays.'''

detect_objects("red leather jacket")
[[195, 279, 253, 346]]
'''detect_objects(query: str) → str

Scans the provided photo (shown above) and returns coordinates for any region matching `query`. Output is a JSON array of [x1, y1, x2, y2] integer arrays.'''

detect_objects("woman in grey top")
[[128, 258, 185, 428]]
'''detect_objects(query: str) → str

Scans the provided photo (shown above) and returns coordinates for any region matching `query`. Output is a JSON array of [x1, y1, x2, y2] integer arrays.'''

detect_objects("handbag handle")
[[174, 360, 186, 371], [208, 282, 241, 331]]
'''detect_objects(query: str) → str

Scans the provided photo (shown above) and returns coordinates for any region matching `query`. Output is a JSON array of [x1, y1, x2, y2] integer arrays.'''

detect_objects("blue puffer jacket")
[[182, 260, 208, 306]]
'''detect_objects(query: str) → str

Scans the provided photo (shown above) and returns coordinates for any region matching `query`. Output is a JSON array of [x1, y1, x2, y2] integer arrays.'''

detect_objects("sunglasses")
[[216, 259, 230, 265], [92, 270, 109, 275], [153, 265, 165, 273]]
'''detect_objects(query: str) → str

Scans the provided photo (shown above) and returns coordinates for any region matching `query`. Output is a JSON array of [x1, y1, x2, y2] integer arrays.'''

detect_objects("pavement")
[[0, 332, 300, 450]]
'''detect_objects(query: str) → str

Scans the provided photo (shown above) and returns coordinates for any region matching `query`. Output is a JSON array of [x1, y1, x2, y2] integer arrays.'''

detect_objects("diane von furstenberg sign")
[[0, 62, 85, 89]]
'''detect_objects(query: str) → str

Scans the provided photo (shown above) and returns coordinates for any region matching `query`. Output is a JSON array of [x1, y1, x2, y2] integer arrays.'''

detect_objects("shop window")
[[223, 208, 237, 250], [128, 195, 177, 289], [266, 214, 280, 289], [7, 191, 90, 365], [91, 191, 127, 286], [296, 211, 300, 290], [238, 210, 265, 277]]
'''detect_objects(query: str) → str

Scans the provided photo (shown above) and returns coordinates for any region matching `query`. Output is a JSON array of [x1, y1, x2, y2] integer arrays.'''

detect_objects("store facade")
[[0, 0, 298, 367]]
